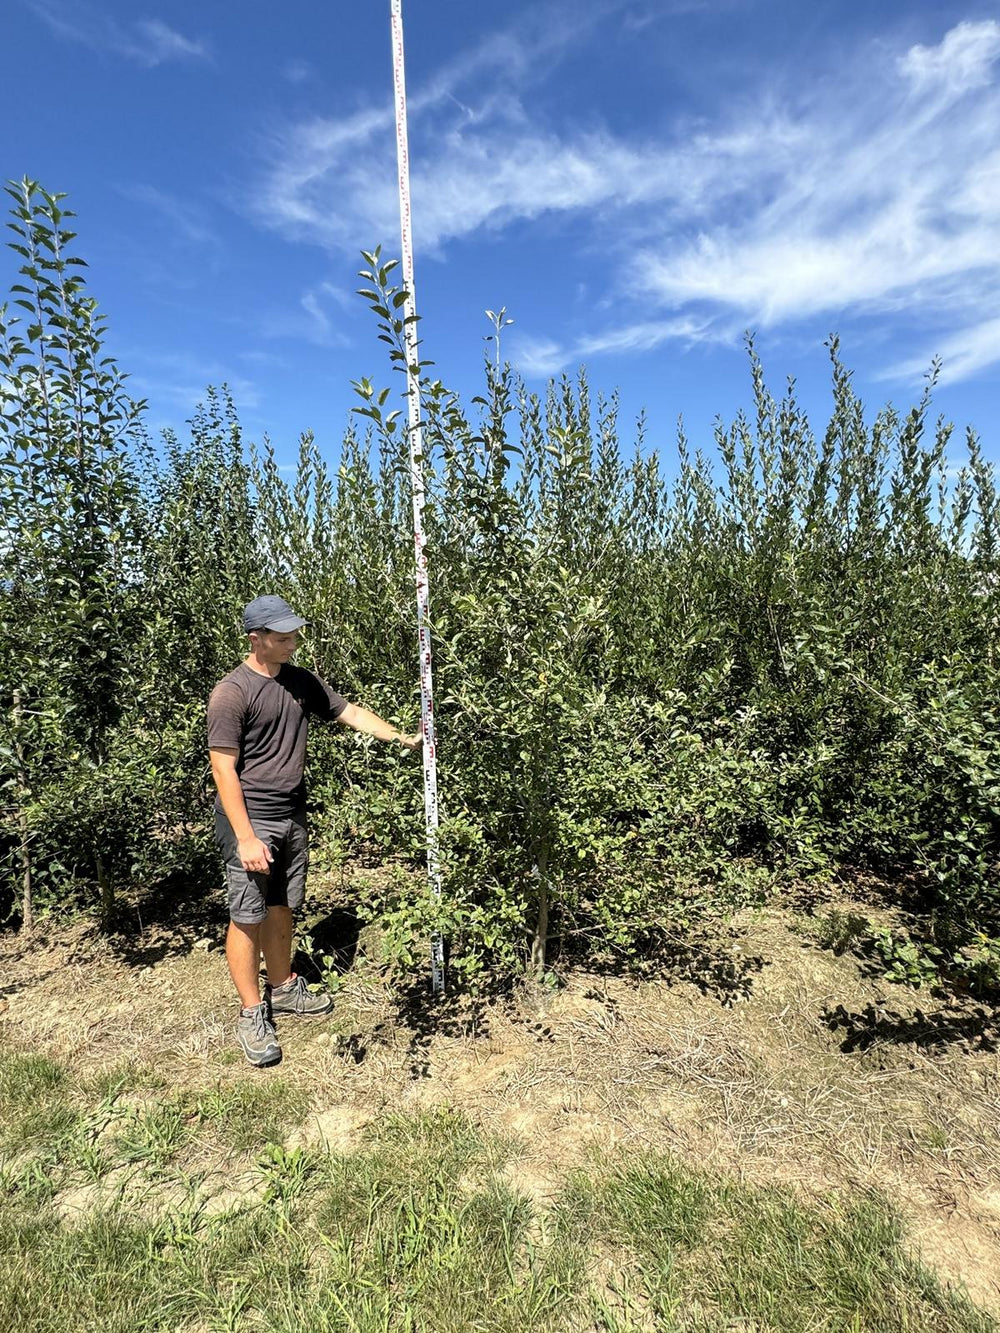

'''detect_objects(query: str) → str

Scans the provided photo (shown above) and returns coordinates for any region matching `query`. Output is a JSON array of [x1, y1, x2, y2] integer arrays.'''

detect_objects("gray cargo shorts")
[[214, 808, 309, 925]]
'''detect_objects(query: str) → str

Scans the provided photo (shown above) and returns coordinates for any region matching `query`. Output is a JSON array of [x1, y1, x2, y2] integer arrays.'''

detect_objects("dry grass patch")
[[1, 880, 998, 1317]]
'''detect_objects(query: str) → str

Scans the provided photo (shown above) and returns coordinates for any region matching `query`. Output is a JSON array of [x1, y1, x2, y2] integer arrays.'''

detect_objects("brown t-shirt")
[[207, 662, 348, 817]]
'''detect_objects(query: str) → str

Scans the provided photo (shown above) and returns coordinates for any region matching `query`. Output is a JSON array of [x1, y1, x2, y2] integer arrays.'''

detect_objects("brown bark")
[[96, 849, 114, 923], [530, 852, 549, 978], [13, 690, 33, 931]]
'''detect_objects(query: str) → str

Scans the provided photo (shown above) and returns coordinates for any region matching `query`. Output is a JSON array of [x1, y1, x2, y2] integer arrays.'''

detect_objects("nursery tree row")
[[2, 180, 998, 983]]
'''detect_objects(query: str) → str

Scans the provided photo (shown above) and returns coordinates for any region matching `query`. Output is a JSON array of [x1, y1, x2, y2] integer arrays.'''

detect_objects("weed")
[[953, 931, 1000, 997], [109, 1101, 191, 1169], [298, 929, 345, 997], [871, 929, 942, 989], [0, 1050, 65, 1101], [256, 1141, 315, 1205], [0, 1155, 58, 1206], [195, 1080, 310, 1152], [570, 1155, 994, 1333], [811, 908, 872, 955], [82, 1061, 166, 1102]]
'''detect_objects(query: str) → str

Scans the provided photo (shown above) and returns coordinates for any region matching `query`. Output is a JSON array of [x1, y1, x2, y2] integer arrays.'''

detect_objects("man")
[[208, 594, 420, 1067]]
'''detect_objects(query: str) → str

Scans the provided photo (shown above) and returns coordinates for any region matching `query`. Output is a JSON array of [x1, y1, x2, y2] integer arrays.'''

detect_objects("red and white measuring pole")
[[390, 0, 445, 995]]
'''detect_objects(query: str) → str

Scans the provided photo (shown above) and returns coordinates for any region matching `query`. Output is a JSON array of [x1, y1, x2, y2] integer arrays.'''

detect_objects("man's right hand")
[[238, 835, 273, 875]]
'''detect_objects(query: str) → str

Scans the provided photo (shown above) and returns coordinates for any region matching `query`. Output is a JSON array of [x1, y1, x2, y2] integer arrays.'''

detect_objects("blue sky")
[[6, 0, 1000, 472]]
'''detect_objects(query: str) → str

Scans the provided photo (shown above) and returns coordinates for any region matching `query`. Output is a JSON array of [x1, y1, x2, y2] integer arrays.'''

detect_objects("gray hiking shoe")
[[236, 1001, 282, 1066], [268, 973, 335, 1017]]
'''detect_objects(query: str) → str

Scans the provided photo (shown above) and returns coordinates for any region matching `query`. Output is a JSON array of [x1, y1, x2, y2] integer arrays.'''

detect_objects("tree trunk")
[[530, 851, 549, 978], [13, 690, 33, 931], [18, 804, 32, 931], [96, 849, 114, 923]]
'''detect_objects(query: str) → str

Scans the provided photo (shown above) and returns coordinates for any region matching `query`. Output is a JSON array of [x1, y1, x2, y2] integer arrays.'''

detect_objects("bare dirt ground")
[[2, 872, 998, 1316]]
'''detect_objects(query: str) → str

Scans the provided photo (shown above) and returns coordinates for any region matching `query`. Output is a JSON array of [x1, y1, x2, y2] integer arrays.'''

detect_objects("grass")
[[193, 1080, 311, 1153], [568, 1157, 993, 1332], [0, 1043, 994, 1333], [0, 1050, 78, 1152]]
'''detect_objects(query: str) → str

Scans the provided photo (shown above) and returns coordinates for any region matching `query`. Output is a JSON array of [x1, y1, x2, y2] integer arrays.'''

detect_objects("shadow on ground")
[[823, 1002, 999, 1054], [105, 868, 230, 969], [380, 976, 495, 1080], [105, 869, 366, 976], [372, 934, 769, 1081], [0, 963, 73, 1004], [293, 907, 362, 979], [566, 931, 768, 1006]]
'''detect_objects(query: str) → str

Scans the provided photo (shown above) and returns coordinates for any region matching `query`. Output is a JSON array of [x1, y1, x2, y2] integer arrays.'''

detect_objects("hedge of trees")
[[2, 180, 998, 987]]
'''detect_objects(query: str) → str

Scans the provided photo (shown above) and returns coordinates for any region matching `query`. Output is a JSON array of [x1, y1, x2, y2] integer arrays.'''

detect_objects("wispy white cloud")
[[898, 19, 1000, 96], [238, 349, 289, 369], [26, 0, 208, 66], [131, 351, 258, 415], [880, 316, 1000, 388], [298, 281, 355, 347], [121, 185, 220, 247], [281, 58, 314, 85], [254, 282, 353, 350], [514, 316, 720, 377], [250, 14, 1000, 384], [632, 20, 1000, 383], [251, 0, 641, 250], [136, 18, 205, 64], [300, 290, 335, 344], [623, 0, 742, 28]]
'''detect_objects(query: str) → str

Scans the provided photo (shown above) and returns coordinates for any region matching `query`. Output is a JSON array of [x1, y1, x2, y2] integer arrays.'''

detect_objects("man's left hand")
[[396, 732, 423, 750]]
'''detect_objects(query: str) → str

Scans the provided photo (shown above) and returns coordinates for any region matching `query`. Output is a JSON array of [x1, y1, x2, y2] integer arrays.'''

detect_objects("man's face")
[[252, 629, 300, 665]]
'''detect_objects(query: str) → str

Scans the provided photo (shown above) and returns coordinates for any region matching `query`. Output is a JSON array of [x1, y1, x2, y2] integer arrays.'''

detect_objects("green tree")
[[0, 178, 146, 919]]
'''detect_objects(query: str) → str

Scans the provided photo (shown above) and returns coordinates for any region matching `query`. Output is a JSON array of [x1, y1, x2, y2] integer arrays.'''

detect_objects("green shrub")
[[2, 185, 998, 986]]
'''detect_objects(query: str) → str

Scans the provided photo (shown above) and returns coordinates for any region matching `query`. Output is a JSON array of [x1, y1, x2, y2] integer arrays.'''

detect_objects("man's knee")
[[227, 918, 263, 943]]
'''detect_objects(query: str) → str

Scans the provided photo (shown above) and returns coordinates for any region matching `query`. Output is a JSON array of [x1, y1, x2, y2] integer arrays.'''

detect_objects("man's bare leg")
[[260, 905, 293, 988], [226, 920, 263, 1009], [228, 919, 282, 1067]]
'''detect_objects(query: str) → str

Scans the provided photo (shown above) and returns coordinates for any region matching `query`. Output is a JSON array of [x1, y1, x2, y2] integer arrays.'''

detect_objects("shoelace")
[[277, 976, 307, 1012], [249, 1002, 276, 1043]]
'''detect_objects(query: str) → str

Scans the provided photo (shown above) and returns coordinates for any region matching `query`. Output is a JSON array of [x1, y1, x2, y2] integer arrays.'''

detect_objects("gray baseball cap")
[[242, 595, 310, 634]]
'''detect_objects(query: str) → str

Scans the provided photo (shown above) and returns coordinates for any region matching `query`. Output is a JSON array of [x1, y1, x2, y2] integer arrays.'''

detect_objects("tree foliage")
[[2, 185, 998, 986]]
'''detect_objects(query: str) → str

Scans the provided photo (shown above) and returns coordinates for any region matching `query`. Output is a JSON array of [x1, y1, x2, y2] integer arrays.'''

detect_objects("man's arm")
[[209, 747, 274, 874], [336, 703, 421, 749]]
